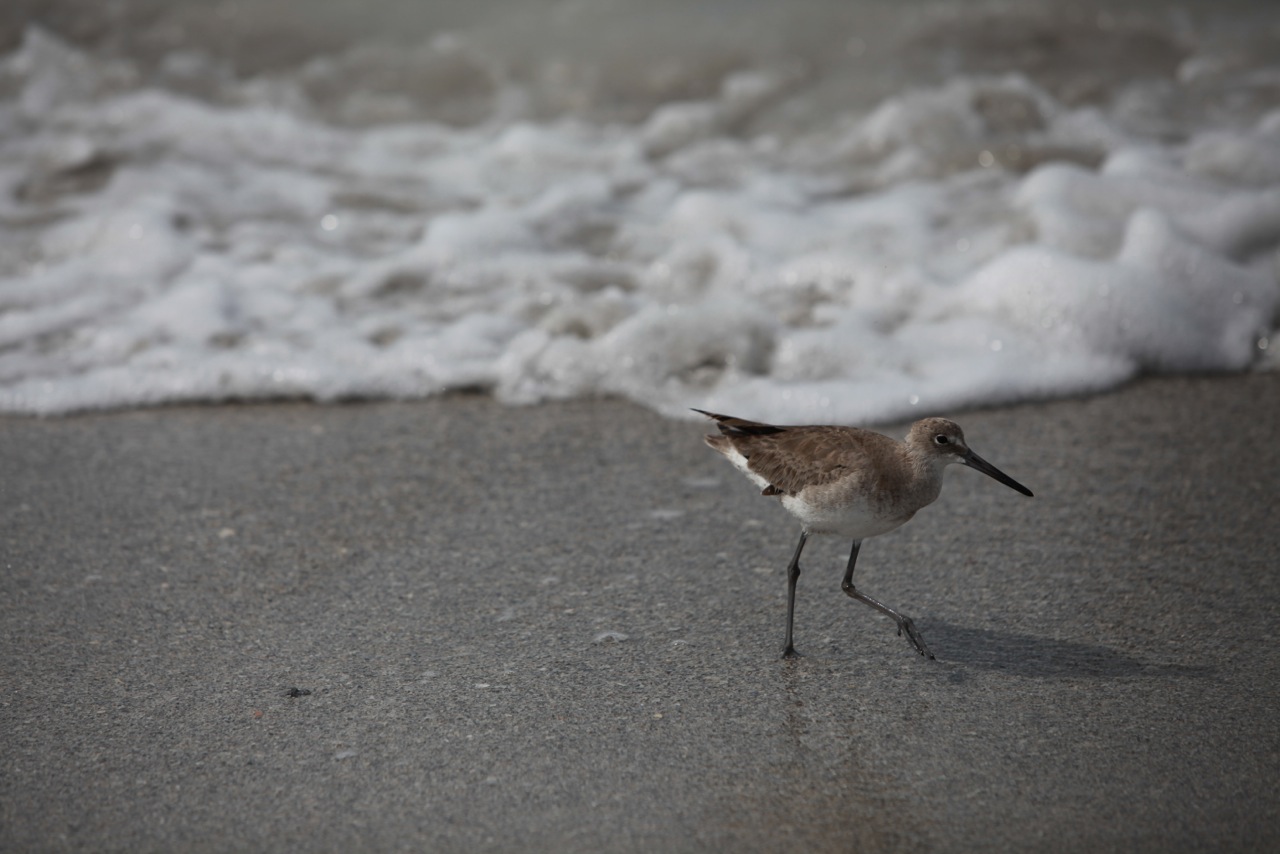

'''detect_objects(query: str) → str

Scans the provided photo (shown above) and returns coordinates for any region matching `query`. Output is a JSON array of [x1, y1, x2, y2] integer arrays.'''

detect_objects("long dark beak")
[[962, 450, 1034, 497]]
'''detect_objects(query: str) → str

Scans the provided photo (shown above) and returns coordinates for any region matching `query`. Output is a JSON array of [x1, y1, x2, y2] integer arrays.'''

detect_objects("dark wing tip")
[[692, 408, 785, 436]]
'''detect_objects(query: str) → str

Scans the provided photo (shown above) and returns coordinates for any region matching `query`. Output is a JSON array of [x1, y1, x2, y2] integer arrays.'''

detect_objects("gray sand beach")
[[2, 374, 1278, 851]]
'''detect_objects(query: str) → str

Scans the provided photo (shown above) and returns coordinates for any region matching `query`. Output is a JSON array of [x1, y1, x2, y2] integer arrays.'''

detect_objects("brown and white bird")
[[695, 409, 1033, 659]]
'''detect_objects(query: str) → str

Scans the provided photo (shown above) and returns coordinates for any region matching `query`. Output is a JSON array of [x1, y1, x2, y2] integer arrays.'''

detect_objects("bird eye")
[[934, 434, 950, 445]]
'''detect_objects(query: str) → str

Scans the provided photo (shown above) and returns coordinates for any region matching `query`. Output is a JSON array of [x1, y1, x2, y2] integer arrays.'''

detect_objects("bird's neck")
[[899, 450, 946, 510]]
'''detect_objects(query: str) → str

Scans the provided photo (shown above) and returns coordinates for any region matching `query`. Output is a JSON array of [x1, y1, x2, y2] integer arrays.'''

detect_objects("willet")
[[694, 410, 1033, 659]]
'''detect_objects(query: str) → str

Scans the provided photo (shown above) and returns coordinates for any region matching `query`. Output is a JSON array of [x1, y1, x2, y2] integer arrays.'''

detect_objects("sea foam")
[[0, 25, 1275, 421]]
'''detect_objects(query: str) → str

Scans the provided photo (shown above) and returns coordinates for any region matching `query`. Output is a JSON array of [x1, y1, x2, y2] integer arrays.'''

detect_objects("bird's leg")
[[782, 531, 808, 659], [841, 540, 935, 660]]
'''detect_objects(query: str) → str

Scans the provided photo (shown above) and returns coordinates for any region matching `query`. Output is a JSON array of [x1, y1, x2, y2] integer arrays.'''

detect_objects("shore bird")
[[694, 410, 1033, 659]]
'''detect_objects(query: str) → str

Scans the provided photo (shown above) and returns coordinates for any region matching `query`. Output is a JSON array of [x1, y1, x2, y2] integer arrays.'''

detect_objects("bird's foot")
[[781, 645, 803, 660], [896, 616, 935, 660]]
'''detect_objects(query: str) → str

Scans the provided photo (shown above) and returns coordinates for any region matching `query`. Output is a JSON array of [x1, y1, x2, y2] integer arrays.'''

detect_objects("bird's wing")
[[737, 426, 877, 496], [706, 424, 877, 499]]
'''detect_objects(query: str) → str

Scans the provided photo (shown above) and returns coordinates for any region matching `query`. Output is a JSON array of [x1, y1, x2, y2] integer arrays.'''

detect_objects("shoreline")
[[2, 373, 1278, 851]]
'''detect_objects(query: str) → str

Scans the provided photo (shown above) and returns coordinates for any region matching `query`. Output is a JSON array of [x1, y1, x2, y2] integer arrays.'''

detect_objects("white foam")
[[0, 25, 1276, 420]]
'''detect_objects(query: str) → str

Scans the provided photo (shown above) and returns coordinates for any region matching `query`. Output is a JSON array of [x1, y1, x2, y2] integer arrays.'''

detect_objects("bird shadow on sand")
[[923, 620, 1213, 680]]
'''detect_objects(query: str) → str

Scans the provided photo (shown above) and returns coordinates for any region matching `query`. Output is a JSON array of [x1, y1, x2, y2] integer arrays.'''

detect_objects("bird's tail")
[[691, 408, 786, 436]]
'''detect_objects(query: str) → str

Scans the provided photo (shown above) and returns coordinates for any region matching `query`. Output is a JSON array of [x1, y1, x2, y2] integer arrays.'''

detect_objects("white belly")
[[780, 492, 912, 540]]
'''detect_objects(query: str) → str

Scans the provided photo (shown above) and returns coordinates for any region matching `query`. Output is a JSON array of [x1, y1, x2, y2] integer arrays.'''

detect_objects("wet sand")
[[2, 374, 1278, 851]]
